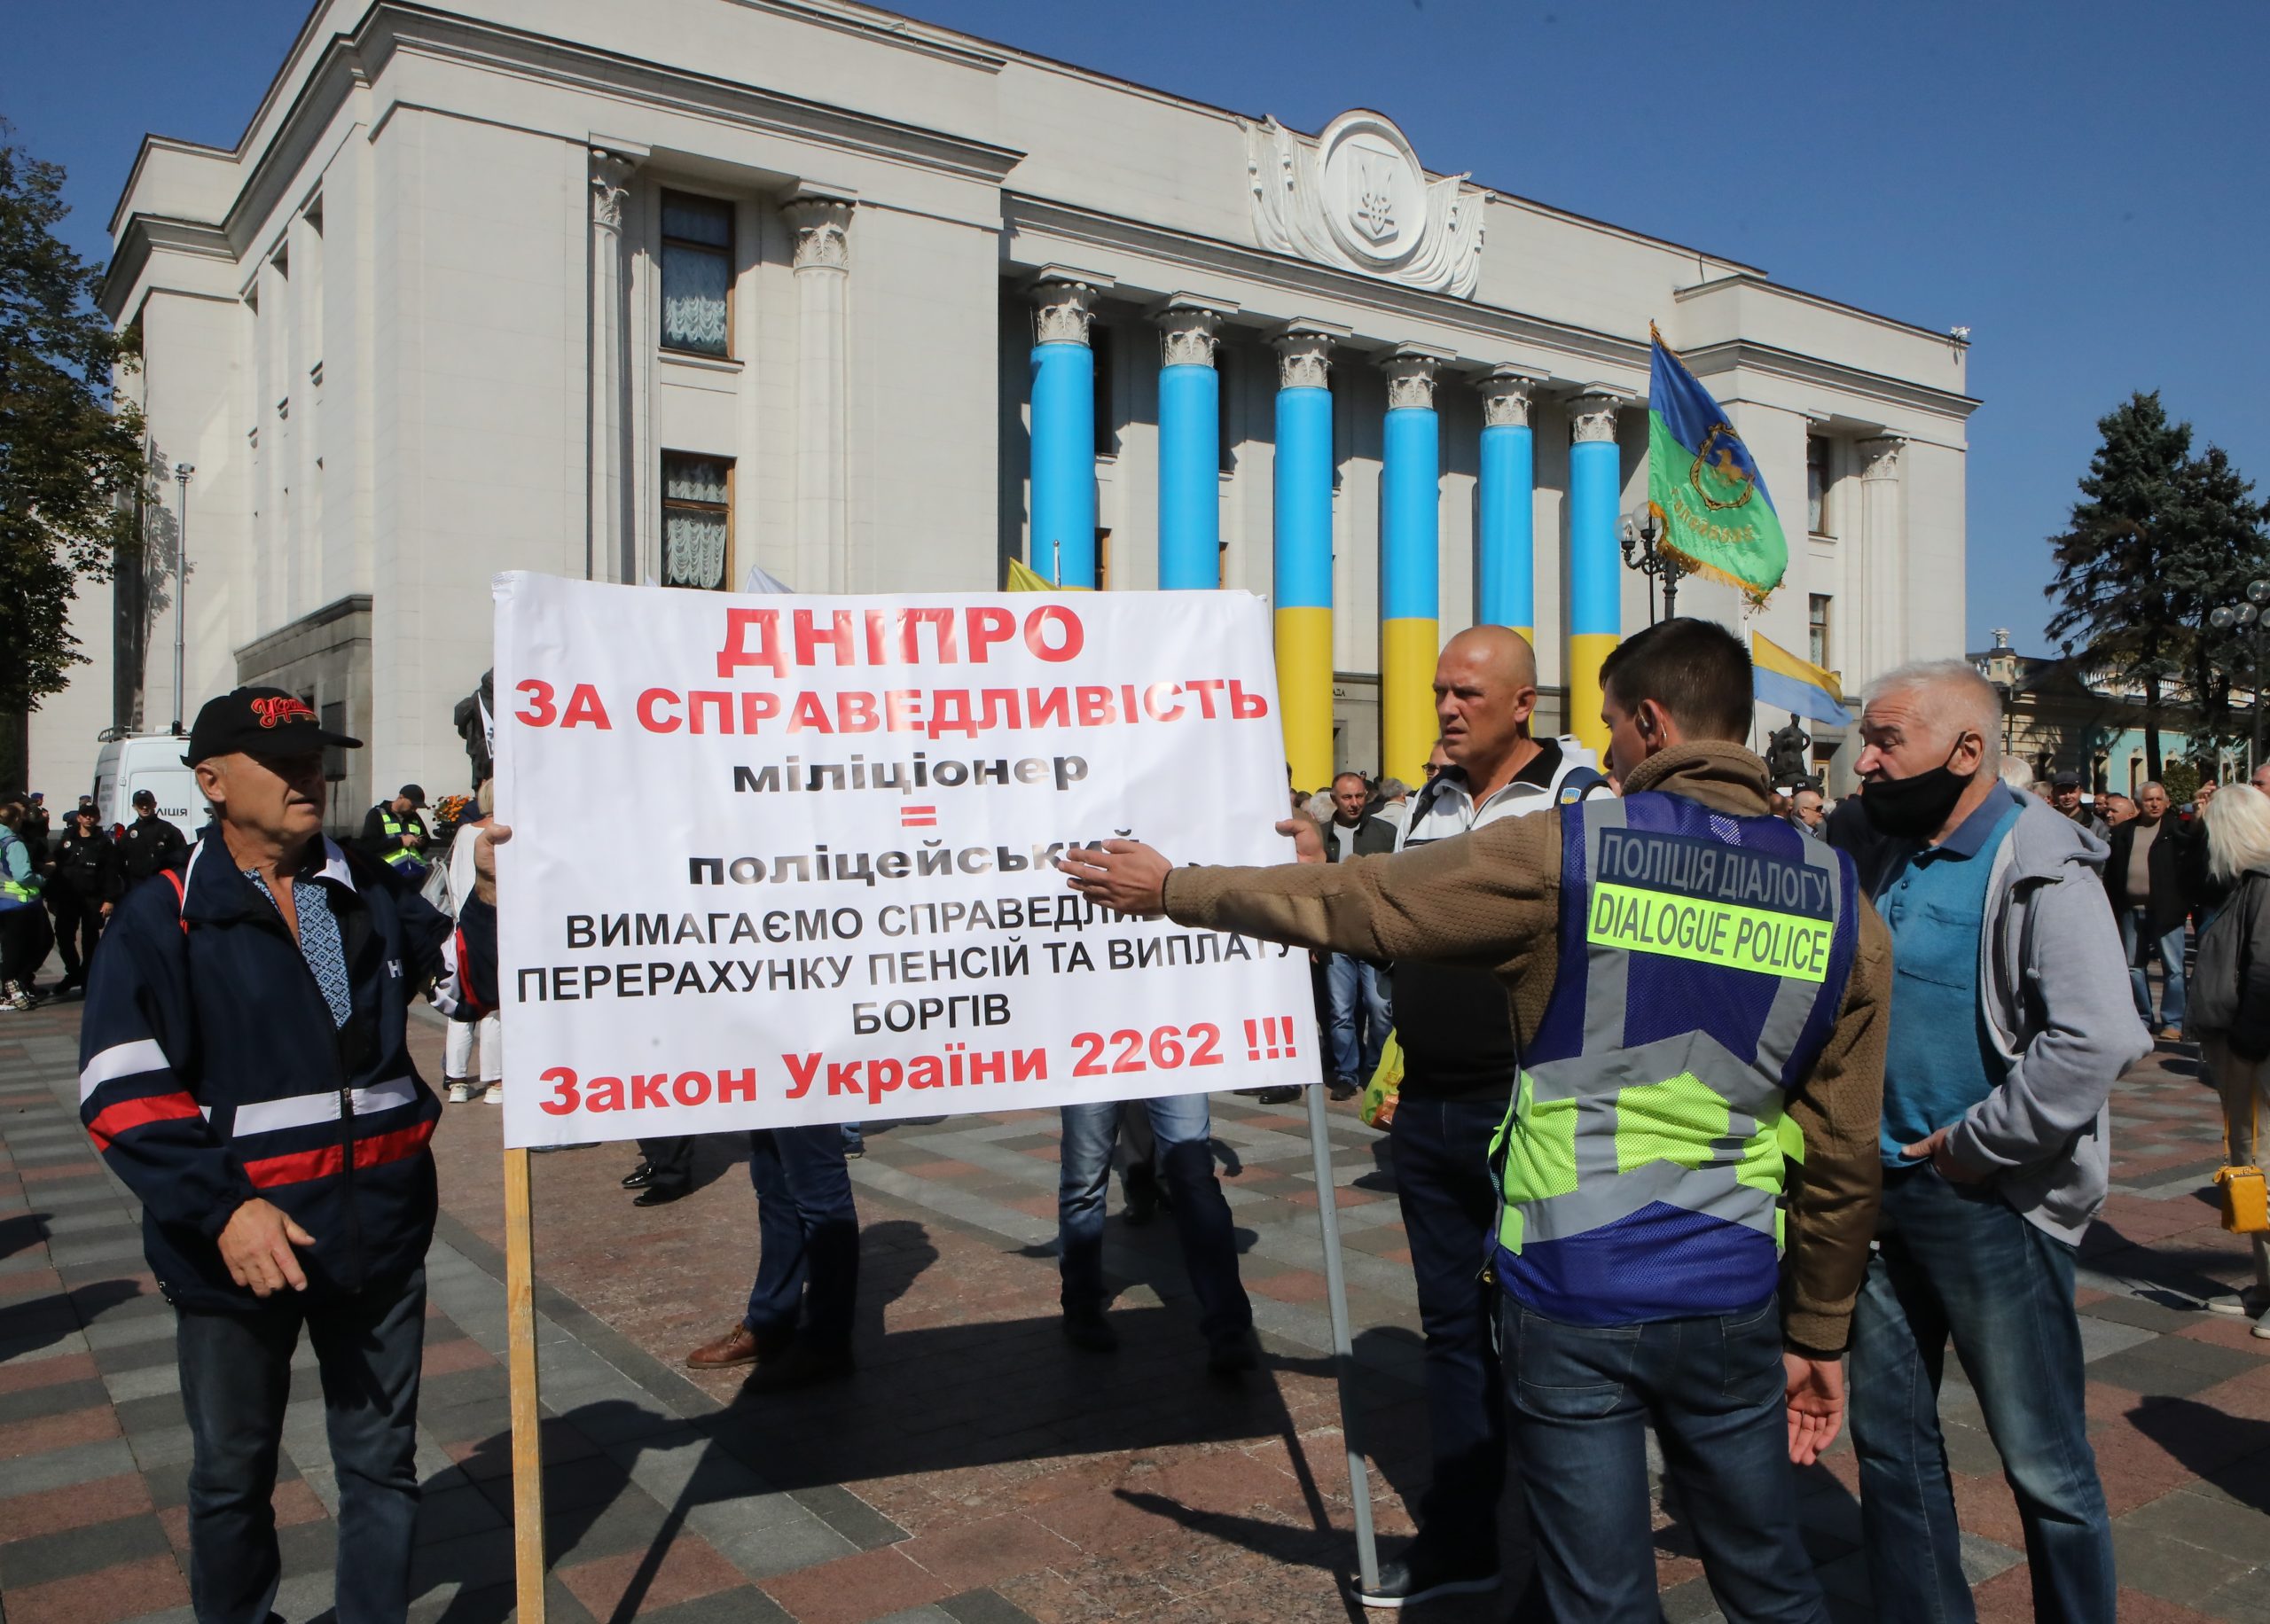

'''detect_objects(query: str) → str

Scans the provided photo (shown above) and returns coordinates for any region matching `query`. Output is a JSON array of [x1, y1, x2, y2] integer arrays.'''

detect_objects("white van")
[[91, 734, 203, 841]]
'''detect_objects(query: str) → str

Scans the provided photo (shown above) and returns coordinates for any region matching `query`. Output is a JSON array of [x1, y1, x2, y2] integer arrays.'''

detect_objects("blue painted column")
[[1155, 302, 1225, 589], [1029, 276, 1102, 587], [1272, 325, 1339, 790], [1379, 347, 1446, 788], [1567, 392, 1625, 757], [1476, 369, 1538, 637]]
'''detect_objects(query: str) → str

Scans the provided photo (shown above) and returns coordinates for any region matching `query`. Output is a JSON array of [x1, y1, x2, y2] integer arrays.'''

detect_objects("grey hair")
[[1862, 660, 2003, 776], [1998, 758, 2035, 792], [1377, 777, 1412, 800], [2205, 784, 2270, 883]]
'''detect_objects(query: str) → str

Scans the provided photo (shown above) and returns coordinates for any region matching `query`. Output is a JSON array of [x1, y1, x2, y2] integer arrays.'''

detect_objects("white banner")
[[492, 574, 1315, 1148]]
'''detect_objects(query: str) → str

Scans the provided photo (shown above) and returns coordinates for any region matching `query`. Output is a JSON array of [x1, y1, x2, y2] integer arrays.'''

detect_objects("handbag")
[[1359, 1031, 1404, 1129], [2216, 1164, 2268, 1234]]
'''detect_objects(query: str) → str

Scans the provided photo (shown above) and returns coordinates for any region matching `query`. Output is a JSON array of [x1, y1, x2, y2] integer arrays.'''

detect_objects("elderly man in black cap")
[[2050, 769, 2110, 841], [361, 782, 432, 878], [78, 688, 504, 1624]]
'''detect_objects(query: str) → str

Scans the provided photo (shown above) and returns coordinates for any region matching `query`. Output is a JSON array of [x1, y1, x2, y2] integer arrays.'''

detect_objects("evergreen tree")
[[0, 126, 149, 787], [2042, 393, 2269, 777]]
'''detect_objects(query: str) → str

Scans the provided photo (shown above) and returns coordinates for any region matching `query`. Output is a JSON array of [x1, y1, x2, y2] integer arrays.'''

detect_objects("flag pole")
[[1305, 1081, 1379, 1590], [504, 1147, 548, 1624]]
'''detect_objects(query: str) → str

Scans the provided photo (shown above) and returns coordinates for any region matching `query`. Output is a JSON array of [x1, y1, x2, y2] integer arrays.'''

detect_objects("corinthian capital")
[[1271, 318, 1347, 390], [1859, 436, 1906, 479], [1379, 343, 1454, 412], [784, 193, 853, 271], [1570, 391, 1626, 444], [1476, 366, 1544, 429], [590, 151, 636, 232], [1030, 267, 1114, 347], [1154, 297, 1233, 369]]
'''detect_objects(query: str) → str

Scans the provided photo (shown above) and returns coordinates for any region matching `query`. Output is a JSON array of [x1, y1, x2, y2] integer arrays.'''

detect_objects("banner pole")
[[504, 1146, 548, 1624], [1305, 1081, 1379, 1590]]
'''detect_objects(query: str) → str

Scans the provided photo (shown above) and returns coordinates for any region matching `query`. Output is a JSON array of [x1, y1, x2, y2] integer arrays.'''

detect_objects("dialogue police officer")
[[1061, 620, 1890, 1624]]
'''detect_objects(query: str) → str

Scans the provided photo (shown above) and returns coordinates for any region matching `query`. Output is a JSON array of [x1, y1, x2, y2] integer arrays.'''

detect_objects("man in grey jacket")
[[1833, 661, 2149, 1624]]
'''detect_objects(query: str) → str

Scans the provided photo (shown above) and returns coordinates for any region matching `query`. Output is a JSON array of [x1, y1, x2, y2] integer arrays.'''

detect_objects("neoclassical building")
[[49, 0, 1975, 818]]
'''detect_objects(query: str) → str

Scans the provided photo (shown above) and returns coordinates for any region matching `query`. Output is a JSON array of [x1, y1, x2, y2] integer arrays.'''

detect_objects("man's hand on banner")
[[1057, 840, 1172, 917], [474, 822, 513, 906]]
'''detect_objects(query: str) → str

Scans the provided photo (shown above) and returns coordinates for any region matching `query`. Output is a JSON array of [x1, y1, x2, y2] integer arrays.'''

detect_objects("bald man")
[[1359, 625, 1616, 1607]]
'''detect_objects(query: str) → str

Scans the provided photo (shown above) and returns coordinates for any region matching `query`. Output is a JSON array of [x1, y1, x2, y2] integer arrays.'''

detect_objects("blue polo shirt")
[[1874, 787, 2025, 1163]]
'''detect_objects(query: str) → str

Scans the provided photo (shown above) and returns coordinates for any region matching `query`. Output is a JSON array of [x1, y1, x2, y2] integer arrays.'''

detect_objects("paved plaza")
[[4, 998, 2268, 1623]]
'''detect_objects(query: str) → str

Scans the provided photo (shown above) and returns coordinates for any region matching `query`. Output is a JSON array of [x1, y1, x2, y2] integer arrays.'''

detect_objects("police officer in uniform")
[[49, 801, 122, 994], [121, 788, 190, 889], [1061, 619, 1891, 1622], [360, 785, 431, 878]]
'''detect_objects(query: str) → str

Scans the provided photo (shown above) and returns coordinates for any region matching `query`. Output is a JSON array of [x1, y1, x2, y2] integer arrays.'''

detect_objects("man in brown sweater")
[[1062, 619, 1889, 1621]]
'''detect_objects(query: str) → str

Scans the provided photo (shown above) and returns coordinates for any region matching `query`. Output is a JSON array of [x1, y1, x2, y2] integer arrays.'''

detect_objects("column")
[[588, 151, 635, 582], [1380, 345, 1449, 787], [1859, 437, 1906, 683], [786, 191, 853, 593], [1567, 392, 1624, 757], [1476, 368, 1539, 637], [1271, 322, 1342, 791], [1029, 269, 1109, 588], [1154, 298, 1231, 589]]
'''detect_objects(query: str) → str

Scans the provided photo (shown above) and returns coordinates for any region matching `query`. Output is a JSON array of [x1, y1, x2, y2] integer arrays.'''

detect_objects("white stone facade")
[[48, 0, 1974, 812]]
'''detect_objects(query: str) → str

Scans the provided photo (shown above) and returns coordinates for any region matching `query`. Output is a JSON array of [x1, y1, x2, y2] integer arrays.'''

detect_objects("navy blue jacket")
[[78, 829, 496, 1311]]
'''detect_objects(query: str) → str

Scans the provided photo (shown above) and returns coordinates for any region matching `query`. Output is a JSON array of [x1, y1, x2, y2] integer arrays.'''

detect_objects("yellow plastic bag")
[[2215, 1165, 2268, 1234], [1359, 1032, 1404, 1129]]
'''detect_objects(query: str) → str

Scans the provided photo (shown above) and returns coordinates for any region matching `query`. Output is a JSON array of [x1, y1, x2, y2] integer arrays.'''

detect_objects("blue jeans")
[[1386, 1094, 1507, 1556], [1504, 1294, 1823, 1623], [2119, 907, 2187, 1027], [176, 1269, 427, 1624], [1325, 953, 1391, 1082], [745, 1125, 859, 1350], [1850, 1167, 2113, 1623], [1058, 1094, 1251, 1343]]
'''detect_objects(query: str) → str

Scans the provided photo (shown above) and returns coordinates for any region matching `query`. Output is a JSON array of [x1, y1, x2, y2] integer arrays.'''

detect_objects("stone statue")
[[453, 669, 495, 790], [1765, 720, 1813, 788]]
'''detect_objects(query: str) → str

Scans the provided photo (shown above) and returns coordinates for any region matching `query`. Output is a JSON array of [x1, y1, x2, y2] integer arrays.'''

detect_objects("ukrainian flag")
[[1751, 633, 1850, 729], [1648, 326, 1789, 602]]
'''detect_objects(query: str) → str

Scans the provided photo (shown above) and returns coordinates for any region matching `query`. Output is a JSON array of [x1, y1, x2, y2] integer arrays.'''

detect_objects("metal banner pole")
[[1305, 1081, 1379, 1590], [504, 1147, 548, 1624]]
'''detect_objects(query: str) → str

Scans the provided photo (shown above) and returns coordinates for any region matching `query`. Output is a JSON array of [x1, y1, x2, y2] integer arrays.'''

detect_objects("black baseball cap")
[[2050, 769, 2082, 789], [398, 784, 427, 807], [184, 686, 361, 766]]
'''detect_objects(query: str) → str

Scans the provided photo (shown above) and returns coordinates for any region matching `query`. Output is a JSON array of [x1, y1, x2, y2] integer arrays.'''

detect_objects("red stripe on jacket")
[[87, 1092, 205, 1152], [241, 1119, 436, 1191]]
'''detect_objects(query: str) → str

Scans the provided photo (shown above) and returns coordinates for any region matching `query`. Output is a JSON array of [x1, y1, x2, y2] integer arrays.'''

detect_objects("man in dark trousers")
[[120, 787, 189, 889], [1322, 770, 1398, 1099], [2107, 780, 2198, 1040], [48, 801, 121, 995], [79, 688, 502, 1624]]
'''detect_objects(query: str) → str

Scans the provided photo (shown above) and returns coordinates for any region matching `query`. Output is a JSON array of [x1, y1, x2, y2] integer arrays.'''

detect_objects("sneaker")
[[2206, 1289, 2270, 1319], [2256, 1303, 2270, 1341], [446, 1081, 474, 1105], [483, 1083, 505, 1105], [1350, 1545, 1502, 1610], [1061, 1308, 1119, 1352], [1328, 1074, 1359, 1102]]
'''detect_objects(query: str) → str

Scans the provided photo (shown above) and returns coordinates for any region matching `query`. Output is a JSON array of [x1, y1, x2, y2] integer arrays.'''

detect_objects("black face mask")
[[1861, 743, 1976, 839]]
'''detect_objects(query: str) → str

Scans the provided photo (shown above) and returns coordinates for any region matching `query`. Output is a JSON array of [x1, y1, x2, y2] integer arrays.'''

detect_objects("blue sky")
[[8, 0, 2266, 657]]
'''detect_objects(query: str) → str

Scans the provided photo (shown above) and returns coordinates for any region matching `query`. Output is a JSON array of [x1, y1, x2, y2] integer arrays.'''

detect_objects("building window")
[[1806, 437, 1832, 536], [661, 453, 732, 589], [660, 191, 732, 356], [1808, 593, 1833, 671]]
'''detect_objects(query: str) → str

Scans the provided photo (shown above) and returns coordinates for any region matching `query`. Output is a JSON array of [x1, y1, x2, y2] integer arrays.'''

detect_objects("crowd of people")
[[20, 622, 2270, 1624]]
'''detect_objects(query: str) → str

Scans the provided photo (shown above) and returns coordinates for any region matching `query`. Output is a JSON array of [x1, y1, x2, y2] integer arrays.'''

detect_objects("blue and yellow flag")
[[1648, 326, 1788, 603], [1751, 633, 1849, 729], [1006, 557, 1089, 592]]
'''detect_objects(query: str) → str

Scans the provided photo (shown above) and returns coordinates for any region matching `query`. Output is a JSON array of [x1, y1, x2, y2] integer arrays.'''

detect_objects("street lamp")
[[171, 463, 193, 737], [2207, 577, 2270, 771], [1618, 507, 1685, 623]]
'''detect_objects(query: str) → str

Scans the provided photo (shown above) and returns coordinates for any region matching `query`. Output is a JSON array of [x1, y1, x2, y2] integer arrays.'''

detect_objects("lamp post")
[[171, 463, 194, 737], [1618, 507, 1684, 623], [2207, 578, 2270, 773]]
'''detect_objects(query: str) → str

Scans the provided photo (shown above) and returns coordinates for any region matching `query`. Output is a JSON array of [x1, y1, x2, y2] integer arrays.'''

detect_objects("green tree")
[[0, 125, 149, 788], [2043, 393, 2270, 778]]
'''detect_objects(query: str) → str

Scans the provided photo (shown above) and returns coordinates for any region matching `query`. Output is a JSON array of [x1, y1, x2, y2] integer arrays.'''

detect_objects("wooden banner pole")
[[504, 1145, 548, 1624], [1305, 1080, 1379, 1591]]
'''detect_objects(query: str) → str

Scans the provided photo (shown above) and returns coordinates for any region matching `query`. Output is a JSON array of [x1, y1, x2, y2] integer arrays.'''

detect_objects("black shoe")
[[1254, 1086, 1302, 1105], [632, 1182, 690, 1206], [1328, 1075, 1359, 1101], [1350, 1546, 1501, 1610], [742, 1342, 854, 1393], [621, 1163, 656, 1190], [1206, 1330, 1258, 1377], [1061, 1308, 1119, 1352]]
